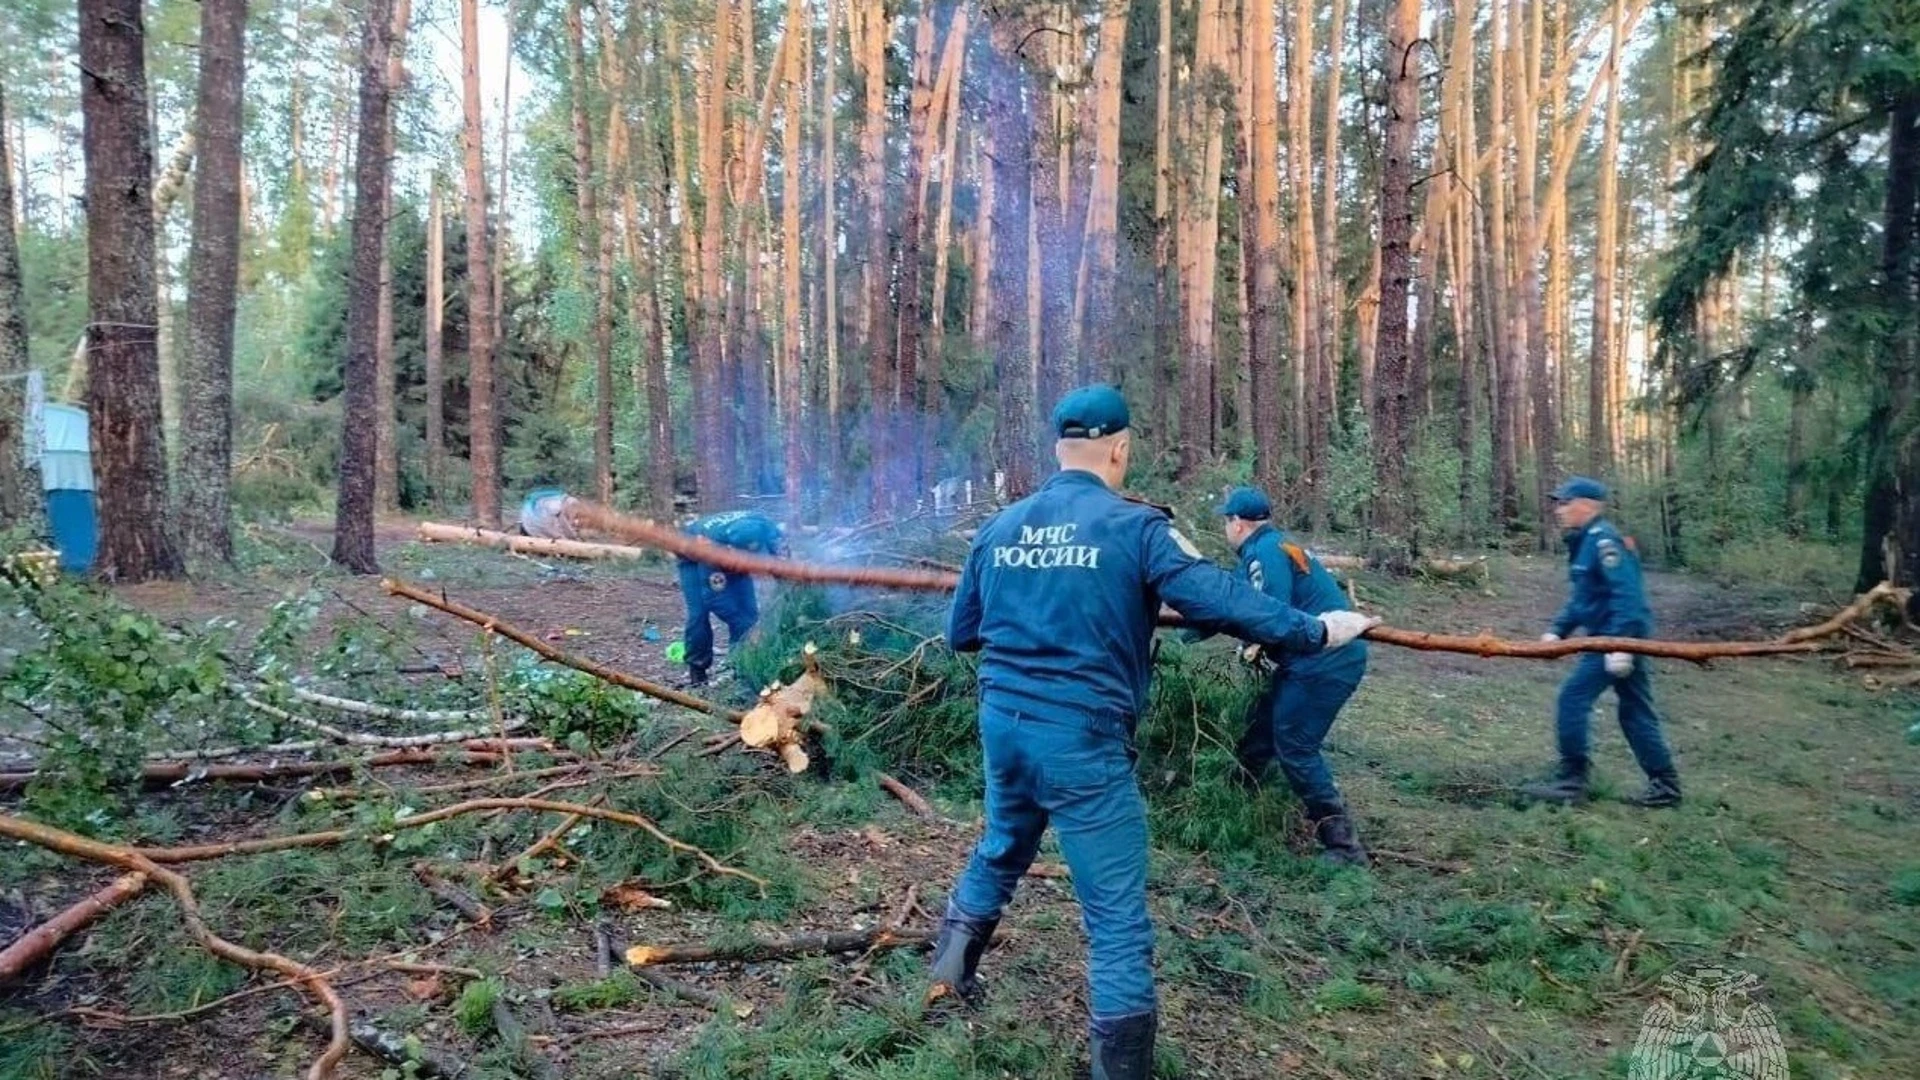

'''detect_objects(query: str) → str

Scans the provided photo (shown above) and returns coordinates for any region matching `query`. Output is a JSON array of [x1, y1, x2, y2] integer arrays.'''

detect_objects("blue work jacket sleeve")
[[1549, 592, 1586, 638], [946, 542, 986, 653], [1142, 519, 1327, 654]]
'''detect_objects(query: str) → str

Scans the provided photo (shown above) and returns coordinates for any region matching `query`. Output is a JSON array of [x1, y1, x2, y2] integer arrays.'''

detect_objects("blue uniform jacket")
[[946, 470, 1329, 735], [1550, 516, 1654, 639], [1233, 523, 1367, 677], [683, 511, 784, 556]]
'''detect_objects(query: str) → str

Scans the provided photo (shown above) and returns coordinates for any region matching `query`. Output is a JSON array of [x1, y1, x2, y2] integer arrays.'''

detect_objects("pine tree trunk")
[[984, 19, 1037, 493], [1242, 0, 1281, 499], [642, 19, 677, 520], [1073, 0, 1124, 380], [893, 7, 936, 504], [0, 83, 37, 528], [179, 0, 248, 565], [152, 135, 193, 462], [861, 0, 891, 507], [820, 0, 842, 479], [1319, 0, 1347, 436], [1371, 0, 1420, 552], [331, 0, 396, 574], [80, 0, 182, 581], [694, 0, 734, 510], [374, 0, 411, 515], [567, 0, 606, 504], [1860, 91, 1920, 593], [425, 180, 445, 505], [926, 7, 968, 471], [1485, 0, 1519, 531], [1175, 0, 1226, 478], [491, 0, 513, 353], [459, 0, 500, 525], [1149, 0, 1172, 448], [781, 0, 806, 515], [1784, 373, 1811, 539], [1587, 0, 1623, 476], [1290, 0, 1324, 527]]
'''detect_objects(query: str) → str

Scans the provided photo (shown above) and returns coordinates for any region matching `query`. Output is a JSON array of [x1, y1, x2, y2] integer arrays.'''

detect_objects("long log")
[[383, 578, 739, 720], [624, 926, 936, 967], [569, 502, 960, 591], [416, 521, 649, 562], [131, 796, 765, 890], [1363, 626, 1825, 661], [0, 747, 536, 793], [0, 872, 149, 985], [0, 814, 349, 1080]]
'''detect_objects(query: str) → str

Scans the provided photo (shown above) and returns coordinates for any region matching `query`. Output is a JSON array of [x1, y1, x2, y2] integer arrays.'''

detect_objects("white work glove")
[[1605, 651, 1634, 677], [1238, 643, 1264, 665], [1540, 632, 1561, 643], [1318, 610, 1380, 650]]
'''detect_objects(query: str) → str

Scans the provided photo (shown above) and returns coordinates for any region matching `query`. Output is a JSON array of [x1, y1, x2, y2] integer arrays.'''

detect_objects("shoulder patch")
[[1597, 537, 1624, 570], [1248, 559, 1266, 590], [1280, 542, 1311, 575], [1168, 526, 1204, 559]]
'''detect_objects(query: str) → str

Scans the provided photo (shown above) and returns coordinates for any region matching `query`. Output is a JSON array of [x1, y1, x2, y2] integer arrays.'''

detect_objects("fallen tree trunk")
[[280, 684, 489, 725], [568, 502, 960, 591], [131, 796, 765, 890], [1362, 626, 1825, 662], [237, 688, 526, 748], [0, 872, 149, 985], [624, 926, 936, 967], [417, 521, 649, 562], [0, 746, 539, 793], [384, 578, 737, 720], [0, 814, 349, 1080]]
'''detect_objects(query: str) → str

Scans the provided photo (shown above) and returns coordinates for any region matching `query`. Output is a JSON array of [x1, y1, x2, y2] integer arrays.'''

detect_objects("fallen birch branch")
[[237, 688, 526, 748], [131, 797, 765, 890], [297, 1010, 469, 1079], [0, 872, 149, 985], [280, 684, 488, 725], [625, 926, 935, 967], [0, 814, 349, 1080]]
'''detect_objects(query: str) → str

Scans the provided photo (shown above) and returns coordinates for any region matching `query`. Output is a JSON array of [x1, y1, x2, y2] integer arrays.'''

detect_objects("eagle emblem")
[[1629, 967, 1787, 1080], [1248, 560, 1266, 591]]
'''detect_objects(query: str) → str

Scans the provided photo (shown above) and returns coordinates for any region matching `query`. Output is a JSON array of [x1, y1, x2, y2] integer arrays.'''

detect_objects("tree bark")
[[373, 0, 411, 515], [0, 83, 39, 528], [891, 6, 935, 506], [694, 0, 733, 510], [781, 0, 807, 515], [567, 0, 607, 505], [1243, 0, 1281, 499], [425, 180, 445, 505], [1074, 0, 1124, 380], [860, 0, 892, 508], [180, 0, 248, 565], [331, 0, 396, 574], [1371, 0, 1421, 553], [1176, 0, 1227, 478], [820, 0, 842, 477], [1290, 0, 1324, 526], [925, 7, 969, 478], [460, 0, 500, 526], [1860, 91, 1920, 594], [984, 20, 1037, 493], [1587, 0, 1624, 476], [1485, 0, 1520, 531], [81, 0, 182, 581]]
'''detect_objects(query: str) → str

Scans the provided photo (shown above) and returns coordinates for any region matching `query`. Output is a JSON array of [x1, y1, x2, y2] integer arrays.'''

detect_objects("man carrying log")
[[1523, 477, 1683, 808], [927, 385, 1377, 1080], [1184, 485, 1372, 866], [676, 510, 787, 688]]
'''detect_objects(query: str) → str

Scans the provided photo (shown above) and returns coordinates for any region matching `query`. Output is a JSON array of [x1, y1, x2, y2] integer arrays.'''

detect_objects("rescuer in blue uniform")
[[926, 386, 1378, 1080], [1193, 485, 1372, 865], [1522, 477, 1681, 808], [676, 510, 786, 687]]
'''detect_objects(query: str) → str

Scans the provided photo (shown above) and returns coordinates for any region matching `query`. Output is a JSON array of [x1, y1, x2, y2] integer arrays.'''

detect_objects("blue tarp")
[[37, 403, 96, 573]]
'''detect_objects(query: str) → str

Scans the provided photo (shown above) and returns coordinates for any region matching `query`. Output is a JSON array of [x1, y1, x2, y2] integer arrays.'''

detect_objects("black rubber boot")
[[1089, 1010, 1158, 1080], [682, 666, 709, 689], [1520, 761, 1589, 805], [1313, 813, 1371, 867], [1624, 772, 1682, 808], [924, 904, 997, 1006]]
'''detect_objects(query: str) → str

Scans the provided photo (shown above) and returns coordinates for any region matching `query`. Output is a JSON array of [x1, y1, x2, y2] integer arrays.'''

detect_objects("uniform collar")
[[1565, 515, 1610, 551], [1242, 521, 1279, 550], [1045, 469, 1112, 491]]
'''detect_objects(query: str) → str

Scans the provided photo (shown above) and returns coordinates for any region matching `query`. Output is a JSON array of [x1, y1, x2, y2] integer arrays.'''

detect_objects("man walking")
[[1202, 485, 1371, 865], [926, 386, 1377, 1079], [1523, 477, 1681, 808]]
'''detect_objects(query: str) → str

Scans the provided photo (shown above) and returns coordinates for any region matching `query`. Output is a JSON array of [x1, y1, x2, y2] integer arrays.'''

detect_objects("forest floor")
[[1, 516, 1916, 1080]]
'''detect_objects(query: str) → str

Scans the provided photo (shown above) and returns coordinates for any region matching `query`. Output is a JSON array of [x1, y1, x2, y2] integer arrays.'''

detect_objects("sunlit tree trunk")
[[1587, 0, 1624, 475], [693, 0, 734, 509], [373, 0, 411, 515], [425, 179, 445, 505], [459, 0, 499, 525], [0, 83, 37, 526], [1372, 0, 1421, 553]]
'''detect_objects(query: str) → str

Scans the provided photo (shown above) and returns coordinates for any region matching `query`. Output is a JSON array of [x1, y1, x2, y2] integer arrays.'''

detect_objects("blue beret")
[[1216, 485, 1272, 520], [1551, 476, 1609, 502], [1052, 384, 1132, 439]]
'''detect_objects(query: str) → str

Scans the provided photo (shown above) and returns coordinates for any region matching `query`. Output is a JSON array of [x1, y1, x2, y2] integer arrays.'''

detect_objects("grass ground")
[[1, 521, 1914, 1080]]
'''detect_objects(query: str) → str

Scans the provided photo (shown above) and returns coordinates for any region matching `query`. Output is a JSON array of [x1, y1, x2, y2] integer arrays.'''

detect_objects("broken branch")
[[0, 814, 349, 1080], [0, 872, 149, 985], [417, 521, 651, 562], [0, 747, 536, 793], [876, 773, 935, 818], [237, 688, 526, 748]]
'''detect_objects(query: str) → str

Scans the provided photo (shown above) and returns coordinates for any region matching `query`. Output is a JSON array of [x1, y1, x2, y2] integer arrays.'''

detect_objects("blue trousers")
[[947, 703, 1156, 1022], [676, 560, 758, 674], [1555, 653, 1675, 777], [1236, 667, 1362, 819]]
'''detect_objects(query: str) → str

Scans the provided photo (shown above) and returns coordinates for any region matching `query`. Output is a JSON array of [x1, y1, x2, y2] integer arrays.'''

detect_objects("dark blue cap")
[[1216, 486, 1273, 520], [1551, 476, 1609, 502], [1052, 384, 1132, 439]]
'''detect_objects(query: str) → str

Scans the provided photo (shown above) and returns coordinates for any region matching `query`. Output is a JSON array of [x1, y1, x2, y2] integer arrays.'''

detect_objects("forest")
[[0, 0, 1918, 1077]]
